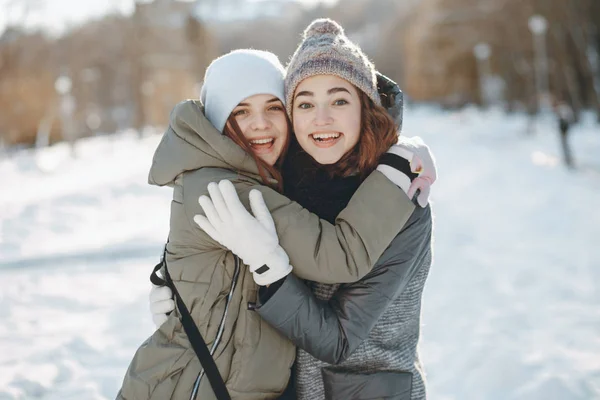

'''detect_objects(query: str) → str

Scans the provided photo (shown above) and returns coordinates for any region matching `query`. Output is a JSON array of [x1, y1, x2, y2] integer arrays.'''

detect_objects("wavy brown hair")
[[222, 114, 291, 192], [322, 89, 399, 180]]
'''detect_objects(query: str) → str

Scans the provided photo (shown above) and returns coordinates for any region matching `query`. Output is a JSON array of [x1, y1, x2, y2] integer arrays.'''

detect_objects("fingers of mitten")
[[417, 157, 437, 182], [193, 214, 224, 244], [407, 177, 431, 205], [409, 139, 437, 180], [152, 314, 169, 329], [426, 155, 438, 182], [412, 155, 437, 183], [407, 179, 419, 200], [399, 136, 433, 170], [150, 285, 173, 303], [249, 189, 277, 236], [199, 195, 223, 229], [408, 145, 437, 183], [151, 298, 176, 315], [417, 183, 431, 208], [218, 180, 250, 218], [410, 155, 424, 174], [207, 182, 231, 224]]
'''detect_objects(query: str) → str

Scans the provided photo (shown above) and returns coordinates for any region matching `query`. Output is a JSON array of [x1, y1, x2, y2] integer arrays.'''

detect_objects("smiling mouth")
[[249, 137, 275, 152], [310, 132, 342, 147]]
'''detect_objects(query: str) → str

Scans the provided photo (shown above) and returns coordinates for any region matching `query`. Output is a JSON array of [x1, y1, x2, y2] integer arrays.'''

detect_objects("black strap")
[[151, 246, 231, 400], [379, 152, 419, 181]]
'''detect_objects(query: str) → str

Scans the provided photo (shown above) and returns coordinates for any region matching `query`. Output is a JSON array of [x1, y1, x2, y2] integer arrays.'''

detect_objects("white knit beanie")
[[200, 49, 286, 132]]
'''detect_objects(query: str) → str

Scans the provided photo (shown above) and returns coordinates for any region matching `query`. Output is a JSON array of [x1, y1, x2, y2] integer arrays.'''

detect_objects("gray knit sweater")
[[256, 160, 433, 400], [294, 247, 431, 400]]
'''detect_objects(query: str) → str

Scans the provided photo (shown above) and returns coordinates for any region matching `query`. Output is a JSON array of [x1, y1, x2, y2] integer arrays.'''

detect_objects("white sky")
[[0, 0, 328, 36], [0, 0, 135, 36]]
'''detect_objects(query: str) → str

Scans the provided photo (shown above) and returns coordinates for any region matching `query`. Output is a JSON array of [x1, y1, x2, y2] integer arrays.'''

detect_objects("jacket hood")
[[148, 99, 269, 186], [376, 72, 404, 130]]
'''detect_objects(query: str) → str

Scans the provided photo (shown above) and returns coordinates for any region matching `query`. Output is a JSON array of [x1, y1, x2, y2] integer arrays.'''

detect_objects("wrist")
[[261, 245, 290, 272], [376, 164, 412, 195], [248, 247, 292, 286], [253, 264, 292, 286]]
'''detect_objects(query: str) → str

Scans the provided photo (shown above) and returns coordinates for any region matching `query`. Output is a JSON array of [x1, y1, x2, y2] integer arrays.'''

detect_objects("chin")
[[259, 155, 278, 167], [316, 159, 337, 165], [312, 153, 343, 165]]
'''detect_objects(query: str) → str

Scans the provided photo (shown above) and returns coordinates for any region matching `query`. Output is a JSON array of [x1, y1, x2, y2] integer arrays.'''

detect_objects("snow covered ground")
[[1, 107, 598, 399]]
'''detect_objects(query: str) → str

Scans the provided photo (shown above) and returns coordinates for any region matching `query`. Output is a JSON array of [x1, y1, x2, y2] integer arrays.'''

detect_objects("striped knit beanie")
[[284, 18, 381, 118]]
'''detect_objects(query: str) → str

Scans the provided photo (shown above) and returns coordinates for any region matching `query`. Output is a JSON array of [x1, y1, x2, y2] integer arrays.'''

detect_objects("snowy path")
[[404, 108, 600, 399], [1, 108, 599, 399]]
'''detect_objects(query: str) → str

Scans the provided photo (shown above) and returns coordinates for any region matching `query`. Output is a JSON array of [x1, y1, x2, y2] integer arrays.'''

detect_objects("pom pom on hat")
[[303, 18, 344, 38]]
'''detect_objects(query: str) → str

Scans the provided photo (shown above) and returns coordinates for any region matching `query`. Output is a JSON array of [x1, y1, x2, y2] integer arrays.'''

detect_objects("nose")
[[251, 111, 271, 131], [313, 106, 333, 126]]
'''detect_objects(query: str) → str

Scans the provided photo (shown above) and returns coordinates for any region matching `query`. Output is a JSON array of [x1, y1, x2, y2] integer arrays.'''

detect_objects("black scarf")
[[282, 140, 361, 224]]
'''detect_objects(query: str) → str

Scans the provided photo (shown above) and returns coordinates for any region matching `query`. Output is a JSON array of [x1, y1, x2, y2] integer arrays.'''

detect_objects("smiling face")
[[292, 74, 362, 165], [226, 93, 289, 166]]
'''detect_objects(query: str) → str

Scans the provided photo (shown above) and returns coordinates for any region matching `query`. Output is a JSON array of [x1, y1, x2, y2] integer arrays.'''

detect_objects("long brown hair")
[[323, 90, 399, 180], [222, 114, 291, 192]]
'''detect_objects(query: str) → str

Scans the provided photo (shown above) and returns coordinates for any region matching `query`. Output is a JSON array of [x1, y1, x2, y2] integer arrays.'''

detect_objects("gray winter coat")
[[256, 205, 433, 400]]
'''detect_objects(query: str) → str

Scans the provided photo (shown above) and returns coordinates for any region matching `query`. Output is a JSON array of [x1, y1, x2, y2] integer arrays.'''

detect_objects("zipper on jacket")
[[190, 255, 241, 400]]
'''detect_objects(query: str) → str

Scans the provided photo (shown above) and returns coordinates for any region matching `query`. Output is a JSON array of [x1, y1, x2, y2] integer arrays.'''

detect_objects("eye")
[[333, 99, 348, 106], [233, 109, 247, 117], [268, 105, 284, 112], [297, 103, 313, 110]]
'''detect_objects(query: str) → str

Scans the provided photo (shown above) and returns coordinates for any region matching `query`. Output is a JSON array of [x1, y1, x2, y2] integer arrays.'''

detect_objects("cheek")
[[344, 111, 361, 147], [236, 119, 251, 137], [292, 117, 309, 141], [272, 115, 289, 136]]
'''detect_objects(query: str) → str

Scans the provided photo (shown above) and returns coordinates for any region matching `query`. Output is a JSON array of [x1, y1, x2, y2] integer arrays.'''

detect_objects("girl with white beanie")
[[122, 34, 435, 399]]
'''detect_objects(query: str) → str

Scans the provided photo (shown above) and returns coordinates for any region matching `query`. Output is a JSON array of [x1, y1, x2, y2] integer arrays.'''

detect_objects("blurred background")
[[1, 0, 599, 146], [1, 0, 599, 399]]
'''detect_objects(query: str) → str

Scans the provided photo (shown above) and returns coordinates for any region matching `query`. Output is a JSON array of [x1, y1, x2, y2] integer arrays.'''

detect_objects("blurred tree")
[[185, 14, 216, 76], [130, 4, 148, 132], [129, 0, 215, 129], [0, 0, 218, 146], [0, 0, 57, 146], [401, 0, 600, 114]]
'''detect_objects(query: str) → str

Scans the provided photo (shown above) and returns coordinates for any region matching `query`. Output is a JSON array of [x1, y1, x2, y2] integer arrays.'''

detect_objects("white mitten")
[[149, 284, 175, 328], [397, 136, 437, 207], [193, 180, 293, 286], [376, 136, 437, 207], [376, 144, 416, 196]]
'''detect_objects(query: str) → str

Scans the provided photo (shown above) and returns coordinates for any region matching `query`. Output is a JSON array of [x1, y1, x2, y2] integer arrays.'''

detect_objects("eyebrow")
[[328, 87, 351, 95], [295, 87, 351, 100], [236, 97, 281, 107]]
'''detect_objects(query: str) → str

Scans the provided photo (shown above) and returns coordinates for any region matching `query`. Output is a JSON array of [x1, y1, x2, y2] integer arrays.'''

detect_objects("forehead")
[[296, 74, 355, 93], [237, 93, 282, 106]]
